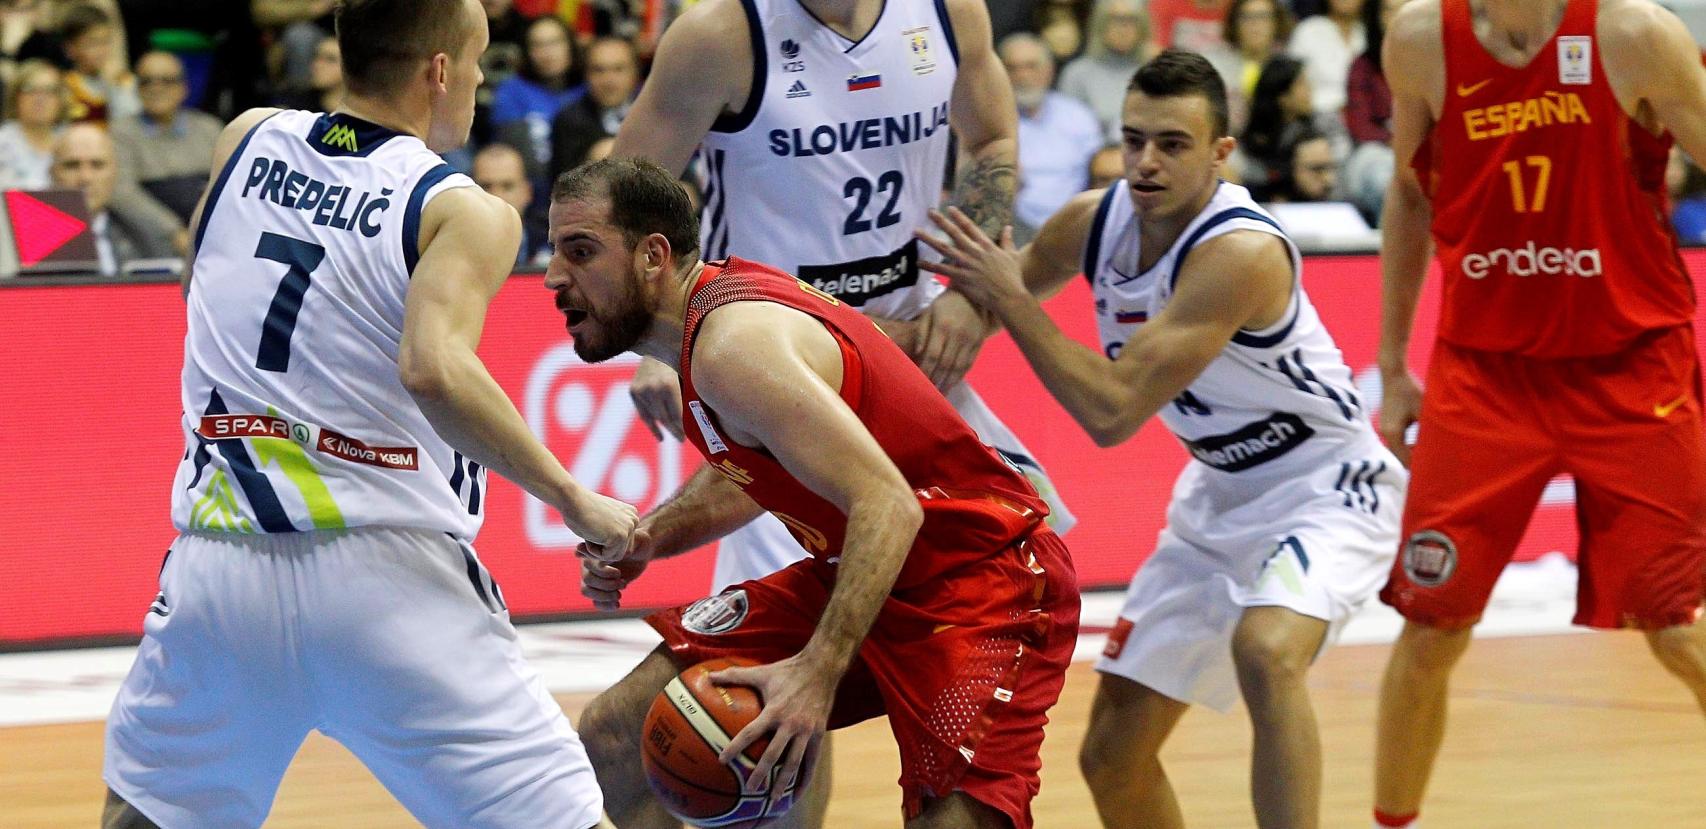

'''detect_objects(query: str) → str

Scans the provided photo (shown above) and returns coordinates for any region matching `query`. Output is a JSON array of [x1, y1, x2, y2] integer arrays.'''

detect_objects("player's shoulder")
[[418, 184, 520, 253], [1385, 0, 1441, 54], [690, 299, 827, 394], [938, 0, 993, 37], [1050, 188, 1114, 238], [1599, 0, 1688, 47], [661, 0, 753, 55]]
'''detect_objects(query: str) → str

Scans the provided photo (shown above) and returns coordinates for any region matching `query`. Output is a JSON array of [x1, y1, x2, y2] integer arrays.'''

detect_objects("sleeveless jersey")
[[171, 110, 487, 539], [697, 0, 958, 320], [677, 258, 1049, 589], [1416, 0, 1692, 357], [1085, 181, 1385, 486]]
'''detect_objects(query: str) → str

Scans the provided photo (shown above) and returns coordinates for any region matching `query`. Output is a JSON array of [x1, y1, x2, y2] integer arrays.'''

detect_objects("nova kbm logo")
[[523, 344, 685, 548]]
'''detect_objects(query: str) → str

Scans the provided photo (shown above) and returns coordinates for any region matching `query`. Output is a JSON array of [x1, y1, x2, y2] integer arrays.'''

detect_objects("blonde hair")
[[1086, 0, 1150, 60], [5, 60, 68, 123]]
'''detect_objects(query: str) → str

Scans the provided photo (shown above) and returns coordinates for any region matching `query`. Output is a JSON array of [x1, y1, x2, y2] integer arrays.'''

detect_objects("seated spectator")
[[1341, 0, 1402, 222], [1204, 0, 1294, 136], [1002, 33, 1104, 239], [493, 16, 586, 172], [471, 143, 550, 268], [275, 31, 344, 113], [1286, 0, 1364, 131], [51, 123, 172, 275], [1268, 129, 1338, 202], [1058, 0, 1153, 139], [1148, 0, 1230, 54], [59, 3, 138, 124], [0, 0, 63, 87], [254, 0, 334, 98], [482, 0, 530, 52], [547, 35, 637, 184], [1089, 143, 1123, 190], [1034, 0, 1090, 64], [1238, 54, 1313, 197], [0, 59, 65, 190], [109, 51, 223, 250]]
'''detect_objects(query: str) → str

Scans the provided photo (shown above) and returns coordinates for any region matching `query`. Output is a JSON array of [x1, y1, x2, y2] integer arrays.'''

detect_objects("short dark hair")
[[553, 158, 701, 262], [59, 4, 113, 42], [1223, 0, 1295, 53], [334, 0, 476, 96], [1128, 49, 1231, 138]]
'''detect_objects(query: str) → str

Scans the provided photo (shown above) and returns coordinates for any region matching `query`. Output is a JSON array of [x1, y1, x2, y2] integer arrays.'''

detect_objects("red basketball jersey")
[[676, 258, 1049, 589], [1415, 0, 1693, 357]]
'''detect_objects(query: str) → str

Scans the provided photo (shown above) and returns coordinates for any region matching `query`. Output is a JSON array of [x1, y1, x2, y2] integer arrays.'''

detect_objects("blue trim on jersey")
[[466, 461, 484, 515], [203, 388, 296, 533], [1275, 348, 1355, 421], [402, 163, 457, 276], [193, 111, 282, 253], [933, 0, 960, 65], [305, 112, 405, 158], [1169, 206, 1284, 291], [460, 543, 498, 612], [710, 0, 767, 134], [448, 450, 466, 494], [1231, 302, 1299, 348], [796, 0, 889, 53], [1282, 536, 1310, 572], [1081, 184, 1121, 284], [704, 149, 731, 259]]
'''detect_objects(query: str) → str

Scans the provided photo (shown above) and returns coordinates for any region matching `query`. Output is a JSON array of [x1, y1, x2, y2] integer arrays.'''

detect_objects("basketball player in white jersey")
[[101, 2, 634, 827], [920, 51, 1403, 829], [607, 2, 1063, 825]]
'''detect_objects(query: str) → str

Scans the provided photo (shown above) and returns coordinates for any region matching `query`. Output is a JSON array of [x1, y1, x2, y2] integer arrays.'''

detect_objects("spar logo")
[[1460, 242, 1602, 280], [523, 343, 687, 548]]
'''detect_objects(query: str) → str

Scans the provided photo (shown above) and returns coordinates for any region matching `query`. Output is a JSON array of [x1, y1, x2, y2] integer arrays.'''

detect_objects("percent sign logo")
[[523, 343, 685, 548]]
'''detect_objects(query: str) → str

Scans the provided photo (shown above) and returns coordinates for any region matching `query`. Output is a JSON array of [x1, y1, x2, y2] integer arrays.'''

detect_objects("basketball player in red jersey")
[[549, 158, 1080, 829], [1374, 1, 1706, 826]]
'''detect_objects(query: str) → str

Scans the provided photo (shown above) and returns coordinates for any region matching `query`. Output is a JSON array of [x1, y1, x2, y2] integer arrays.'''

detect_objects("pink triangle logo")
[[6, 190, 88, 266]]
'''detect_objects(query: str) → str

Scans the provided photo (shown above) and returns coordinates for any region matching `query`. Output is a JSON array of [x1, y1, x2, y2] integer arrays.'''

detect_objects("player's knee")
[[1391, 620, 1472, 675], [578, 689, 641, 771], [1231, 620, 1316, 694], [1646, 624, 1706, 684], [1078, 721, 1159, 791]]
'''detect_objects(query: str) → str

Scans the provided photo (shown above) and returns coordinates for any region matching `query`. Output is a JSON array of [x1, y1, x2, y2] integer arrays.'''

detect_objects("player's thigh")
[[1084, 673, 1191, 760], [908, 791, 1012, 829], [104, 536, 315, 829], [306, 530, 603, 829]]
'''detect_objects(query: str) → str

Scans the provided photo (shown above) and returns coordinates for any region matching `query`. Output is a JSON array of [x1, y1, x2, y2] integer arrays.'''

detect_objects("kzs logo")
[[780, 38, 805, 72], [523, 343, 685, 548]]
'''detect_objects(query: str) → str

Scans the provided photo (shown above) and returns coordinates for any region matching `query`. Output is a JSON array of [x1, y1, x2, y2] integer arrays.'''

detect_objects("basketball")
[[640, 657, 809, 828]]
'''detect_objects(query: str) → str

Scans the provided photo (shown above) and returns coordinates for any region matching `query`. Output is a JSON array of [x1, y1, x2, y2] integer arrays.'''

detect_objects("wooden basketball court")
[[4, 633, 1701, 827]]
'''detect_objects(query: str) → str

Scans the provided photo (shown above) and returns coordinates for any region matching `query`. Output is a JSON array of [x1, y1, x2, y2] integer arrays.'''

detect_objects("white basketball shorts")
[[1095, 448, 1405, 711], [103, 527, 603, 829]]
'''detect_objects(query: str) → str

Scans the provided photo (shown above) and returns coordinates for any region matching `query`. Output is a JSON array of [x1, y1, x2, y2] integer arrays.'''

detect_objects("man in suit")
[[51, 123, 172, 276]]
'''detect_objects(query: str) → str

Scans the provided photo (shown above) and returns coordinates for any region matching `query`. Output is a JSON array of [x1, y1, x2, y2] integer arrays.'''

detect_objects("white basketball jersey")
[[171, 110, 486, 539], [698, 0, 958, 319], [1085, 181, 1385, 483]]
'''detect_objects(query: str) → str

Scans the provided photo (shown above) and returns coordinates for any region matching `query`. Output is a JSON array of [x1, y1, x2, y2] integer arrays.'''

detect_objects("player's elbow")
[[1085, 410, 1139, 448], [397, 342, 454, 402]]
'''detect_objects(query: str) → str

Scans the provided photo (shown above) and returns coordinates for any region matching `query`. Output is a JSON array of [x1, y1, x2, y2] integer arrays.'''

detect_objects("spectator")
[[1001, 32, 1104, 237], [1341, 0, 1401, 222], [493, 16, 586, 171], [59, 3, 137, 124], [1034, 0, 1090, 64], [1270, 129, 1338, 202], [254, 0, 335, 96], [1088, 143, 1123, 190], [482, 0, 530, 52], [109, 51, 222, 252], [50, 123, 171, 275], [1239, 54, 1313, 196], [547, 35, 637, 185], [1204, 0, 1294, 136], [1286, 0, 1364, 127], [0, 0, 60, 87], [1148, 0, 1230, 54], [1058, 0, 1152, 139], [1669, 147, 1706, 244], [471, 143, 550, 268], [276, 33, 344, 112], [0, 59, 64, 189]]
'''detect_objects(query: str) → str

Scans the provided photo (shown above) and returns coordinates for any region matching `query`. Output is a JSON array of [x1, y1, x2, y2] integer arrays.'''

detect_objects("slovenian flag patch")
[[847, 72, 882, 91]]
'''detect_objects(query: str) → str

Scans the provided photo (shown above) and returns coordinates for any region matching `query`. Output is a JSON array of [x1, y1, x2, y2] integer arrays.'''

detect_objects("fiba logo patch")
[[681, 589, 750, 635], [1403, 530, 1458, 587]]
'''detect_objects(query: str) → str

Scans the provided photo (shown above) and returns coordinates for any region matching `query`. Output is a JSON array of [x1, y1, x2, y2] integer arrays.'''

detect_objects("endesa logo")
[[523, 343, 688, 548], [1461, 242, 1603, 280]]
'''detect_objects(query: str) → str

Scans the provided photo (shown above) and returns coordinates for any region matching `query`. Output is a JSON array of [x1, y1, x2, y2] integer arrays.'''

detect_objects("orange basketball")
[[640, 657, 810, 828]]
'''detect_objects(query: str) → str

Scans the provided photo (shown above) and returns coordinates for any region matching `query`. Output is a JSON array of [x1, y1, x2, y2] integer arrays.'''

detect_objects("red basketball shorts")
[[1383, 325, 1706, 630], [647, 529, 1079, 829]]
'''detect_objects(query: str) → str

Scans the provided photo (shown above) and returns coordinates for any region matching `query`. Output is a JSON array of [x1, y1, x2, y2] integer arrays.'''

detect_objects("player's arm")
[[1375, 0, 1441, 462], [640, 465, 768, 558], [1022, 188, 1104, 300], [181, 107, 281, 296], [922, 207, 1290, 447], [694, 302, 924, 790], [401, 187, 636, 556], [1603, 1, 1706, 165], [606, 0, 749, 176]]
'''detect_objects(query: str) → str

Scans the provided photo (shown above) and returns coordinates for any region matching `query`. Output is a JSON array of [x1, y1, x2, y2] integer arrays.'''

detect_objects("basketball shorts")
[[710, 383, 1076, 591], [1383, 326, 1706, 630], [103, 528, 604, 829], [649, 529, 1080, 829], [1096, 446, 1405, 711]]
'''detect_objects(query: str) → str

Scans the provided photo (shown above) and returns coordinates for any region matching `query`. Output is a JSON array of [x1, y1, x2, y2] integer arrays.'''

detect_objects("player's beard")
[[572, 273, 653, 364]]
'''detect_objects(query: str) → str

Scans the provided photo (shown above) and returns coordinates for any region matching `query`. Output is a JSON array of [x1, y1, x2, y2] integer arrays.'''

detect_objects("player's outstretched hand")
[[1379, 368, 1424, 466], [710, 655, 837, 803], [578, 527, 653, 611], [566, 488, 639, 562], [630, 357, 686, 442], [916, 288, 992, 391], [916, 207, 1026, 314]]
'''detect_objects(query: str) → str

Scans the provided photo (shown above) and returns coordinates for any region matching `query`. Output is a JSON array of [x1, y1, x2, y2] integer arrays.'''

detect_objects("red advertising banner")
[[4, 252, 1704, 645]]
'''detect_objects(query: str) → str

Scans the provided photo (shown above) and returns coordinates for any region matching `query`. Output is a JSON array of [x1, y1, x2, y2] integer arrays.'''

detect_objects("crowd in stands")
[[1, 0, 1703, 278]]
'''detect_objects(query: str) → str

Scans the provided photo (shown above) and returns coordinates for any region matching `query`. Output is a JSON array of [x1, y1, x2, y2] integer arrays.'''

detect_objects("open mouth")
[[564, 309, 589, 327], [1131, 181, 1164, 194]]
